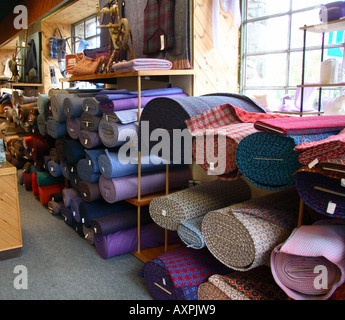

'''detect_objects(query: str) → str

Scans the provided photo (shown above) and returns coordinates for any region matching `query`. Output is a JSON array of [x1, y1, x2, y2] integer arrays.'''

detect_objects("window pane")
[[247, 0, 290, 19], [246, 16, 289, 53], [74, 22, 84, 39], [245, 53, 287, 86], [292, 0, 328, 11], [86, 17, 97, 38], [86, 37, 100, 49]]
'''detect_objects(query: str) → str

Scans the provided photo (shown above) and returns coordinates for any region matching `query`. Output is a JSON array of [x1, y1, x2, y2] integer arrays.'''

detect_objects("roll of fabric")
[[141, 246, 231, 300], [254, 115, 345, 135], [50, 192, 63, 203], [63, 95, 85, 118], [47, 160, 62, 177], [60, 160, 70, 180], [63, 140, 85, 164], [55, 138, 65, 161], [48, 200, 64, 215], [19, 95, 37, 105], [18, 103, 37, 122], [295, 168, 345, 219], [80, 112, 102, 132], [110, 108, 143, 124], [78, 180, 101, 202], [17, 169, 24, 185], [235, 132, 332, 190], [79, 199, 133, 228], [198, 267, 288, 300], [201, 188, 300, 271], [70, 196, 83, 223], [46, 117, 67, 139], [98, 117, 138, 148], [85, 149, 105, 174], [138, 94, 265, 160], [35, 171, 64, 186], [25, 135, 52, 163], [177, 216, 205, 249], [99, 166, 192, 204], [50, 94, 70, 122], [61, 205, 73, 226], [94, 223, 179, 259], [78, 130, 102, 149], [66, 117, 81, 140], [69, 169, 81, 192], [37, 94, 49, 115], [91, 205, 152, 236], [37, 113, 47, 136], [319, 157, 345, 178], [23, 172, 32, 190], [62, 188, 80, 208], [82, 225, 94, 244], [150, 178, 251, 231], [294, 129, 345, 166], [82, 97, 102, 116], [74, 220, 85, 238], [271, 221, 345, 300], [38, 183, 65, 206], [31, 173, 39, 196], [97, 149, 167, 179], [77, 159, 101, 183]]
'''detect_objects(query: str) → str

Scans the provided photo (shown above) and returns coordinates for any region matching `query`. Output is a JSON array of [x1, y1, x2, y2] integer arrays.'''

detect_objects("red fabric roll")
[[31, 173, 39, 196], [38, 183, 65, 206], [23, 173, 32, 190]]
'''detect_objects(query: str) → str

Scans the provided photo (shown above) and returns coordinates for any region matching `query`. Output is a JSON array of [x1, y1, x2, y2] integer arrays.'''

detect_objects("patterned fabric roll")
[[177, 215, 205, 249], [150, 178, 251, 231], [202, 188, 300, 271], [141, 246, 231, 300]]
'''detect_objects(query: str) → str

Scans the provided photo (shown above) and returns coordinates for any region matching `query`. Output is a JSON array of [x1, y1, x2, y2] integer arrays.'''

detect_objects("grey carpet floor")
[[0, 184, 152, 300]]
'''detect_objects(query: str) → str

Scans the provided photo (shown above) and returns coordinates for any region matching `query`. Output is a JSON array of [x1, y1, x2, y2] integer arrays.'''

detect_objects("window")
[[72, 15, 100, 53], [240, 0, 345, 110]]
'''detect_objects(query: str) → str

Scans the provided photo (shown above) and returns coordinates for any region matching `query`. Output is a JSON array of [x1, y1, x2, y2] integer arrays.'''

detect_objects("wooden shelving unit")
[[61, 69, 194, 262]]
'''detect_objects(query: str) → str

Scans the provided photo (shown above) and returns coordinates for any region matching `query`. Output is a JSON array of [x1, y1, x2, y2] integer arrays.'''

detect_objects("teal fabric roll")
[[35, 171, 64, 186]]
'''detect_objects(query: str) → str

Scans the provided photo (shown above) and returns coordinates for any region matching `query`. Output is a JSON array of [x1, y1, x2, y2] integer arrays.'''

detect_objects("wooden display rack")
[[61, 69, 194, 262]]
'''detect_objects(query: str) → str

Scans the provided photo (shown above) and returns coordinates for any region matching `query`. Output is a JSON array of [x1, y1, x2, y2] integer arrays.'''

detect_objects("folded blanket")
[[271, 221, 345, 300], [294, 129, 345, 166], [85, 149, 105, 174], [177, 215, 205, 249], [141, 246, 231, 300], [78, 130, 102, 149], [70, 196, 83, 223], [47, 160, 62, 177], [77, 159, 101, 183], [94, 223, 178, 259], [78, 180, 101, 202], [202, 188, 300, 271], [99, 166, 192, 204], [63, 95, 85, 118], [98, 118, 138, 148], [62, 188, 80, 208], [46, 117, 67, 139], [254, 115, 345, 135], [198, 267, 288, 300], [110, 58, 172, 73], [63, 140, 85, 164], [80, 112, 101, 132], [150, 178, 251, 231], [66, 117, 81, 139], [82, 97, 102, 116], [97, 149, 167, 179], [91, 205, 152, 236]]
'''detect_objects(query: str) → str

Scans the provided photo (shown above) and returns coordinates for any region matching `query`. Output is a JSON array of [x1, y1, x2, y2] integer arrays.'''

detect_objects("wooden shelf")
[[10, 82, 43, 87], [131, 244, 180, 263], [300, 18, 345, 33], [60, 69, 195, 83], [126, 189, 178, 207], [297, 82, 345, 88]]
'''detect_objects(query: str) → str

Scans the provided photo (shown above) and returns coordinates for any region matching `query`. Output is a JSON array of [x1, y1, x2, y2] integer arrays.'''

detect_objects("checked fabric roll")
[[202, 188, 300, 271], [271, 221, 345, 300], [198, 266, 288, 300], [150, 178, 251, 231], [99, 166, 192, 203], [141, 246, 231, 300]]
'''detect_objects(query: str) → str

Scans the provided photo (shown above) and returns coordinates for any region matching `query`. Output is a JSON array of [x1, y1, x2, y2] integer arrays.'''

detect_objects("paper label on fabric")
[[162, 278, 166, 286], [308, 158, 319, 169], [71, 167, 74, 172], [209, 162, 215, 171], [162, 210, 167, 216], [85, 139, 88, 144], [50, 167, 53, 172], [327, 201, 336, 214], [86, 106, 89, 111], [83, 192, 87, 197], [160, 35, 165, 51], [88, 160, 92, 166], [82, 218, 84, 223], [102, 167, 105, 172], [341, 179, 345, 187], [73, 211, 75, 216], [94, 227, 97, 233]]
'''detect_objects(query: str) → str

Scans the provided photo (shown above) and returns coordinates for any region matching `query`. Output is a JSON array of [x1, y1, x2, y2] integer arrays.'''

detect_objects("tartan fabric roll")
[[150, 178, 251, 231], [202, 188, 300, 271], [271, 221, 345, 300], [142, 246, 231, 300], [295, 169, 345, 218], [319, 157, 345, 178], [198, 267, 288, 300], [78, 130, 102, 149], [177, 215, 205, 249], [254, 115, 345, 135], [294, 129, 345, 166]]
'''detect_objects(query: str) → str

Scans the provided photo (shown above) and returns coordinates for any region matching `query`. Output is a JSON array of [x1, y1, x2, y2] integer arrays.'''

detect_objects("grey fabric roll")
[[80, 112, 101, 132], [37, 113, 47, 136], [50, 94, 70, 122], [66, 117, 81, 140], [63, 95, 85, 118], [83, 97, 102, 116], [149, 178, 251, 231]]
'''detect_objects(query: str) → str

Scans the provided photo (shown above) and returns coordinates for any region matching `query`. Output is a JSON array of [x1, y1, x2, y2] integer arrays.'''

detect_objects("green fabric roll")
[[35, 171, 64, 186]]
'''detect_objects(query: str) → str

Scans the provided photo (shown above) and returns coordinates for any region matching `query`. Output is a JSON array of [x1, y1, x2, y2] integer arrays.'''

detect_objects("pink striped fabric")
[[271, 221, 345, 300]]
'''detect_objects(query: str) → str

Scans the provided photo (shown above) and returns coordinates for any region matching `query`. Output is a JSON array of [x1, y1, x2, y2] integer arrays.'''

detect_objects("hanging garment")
[[143, 0, 176, 54]]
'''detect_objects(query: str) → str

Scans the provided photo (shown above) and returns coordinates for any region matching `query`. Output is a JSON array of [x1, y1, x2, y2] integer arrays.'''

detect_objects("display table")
[[0, 161, 22, 260]]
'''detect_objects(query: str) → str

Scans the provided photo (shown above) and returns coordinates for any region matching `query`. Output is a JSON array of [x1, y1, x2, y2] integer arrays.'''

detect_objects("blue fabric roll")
[[177, 216, 205, 249], [63, 140, 85, 164], [50, 94, 69, 122], [97, 149, 167, 179], [85, 149, 105, 174], [63, 95, 85, 118], [47, 160, 62, 177], [37, 94, 49, 115], [60, 159, 70, 180], [77, 159, 101, 183], [46, 118, 67, 139]]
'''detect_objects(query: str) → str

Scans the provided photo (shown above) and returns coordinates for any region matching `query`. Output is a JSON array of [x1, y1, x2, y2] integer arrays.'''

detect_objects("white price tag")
[[162, 210, 167, 216], [341, 179, 345, 188], [308, 158, 318, 169], [327, 201, 336, 215]]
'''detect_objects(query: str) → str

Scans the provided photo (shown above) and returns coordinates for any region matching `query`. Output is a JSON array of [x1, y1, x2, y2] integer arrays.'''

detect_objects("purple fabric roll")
[[99, 166, 192, 203], [67, 117, 81, 140], [70, 196, 84, 223], [78, 130, 102, 149], [93, 223, 179, 259], [99, 93, 188, 113], [62, 188, 80, 208]]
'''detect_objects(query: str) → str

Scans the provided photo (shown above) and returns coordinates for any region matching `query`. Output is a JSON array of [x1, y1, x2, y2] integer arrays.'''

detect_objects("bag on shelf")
[[49, 28, 67, 59]]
